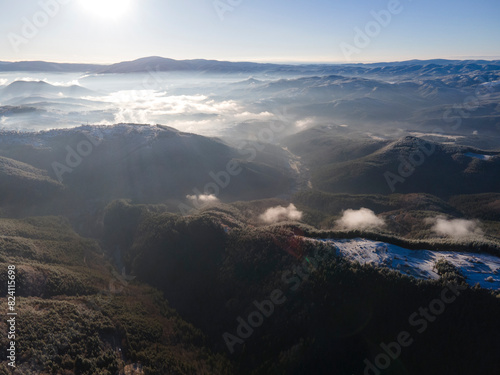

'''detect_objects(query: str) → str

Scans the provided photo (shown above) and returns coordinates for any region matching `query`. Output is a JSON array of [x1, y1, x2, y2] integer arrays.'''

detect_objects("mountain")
[[97, 201, 500, 375], [1, 57, 499, 77], [1, 80, 94, 98], [226, 71, 500, 134], [0, 215, 233, 374], [283, 126, 500, 197], [0, 156, 63, 208], [283, 124, 390, 165], [1, 120, 500, 374], [0, 124, 294, 222], [310, 135, 500, 196], [92, 57, 500, 77], [1, 57, 500, 374], [94, 56, 285, 74], [0, 105, 40, 116]]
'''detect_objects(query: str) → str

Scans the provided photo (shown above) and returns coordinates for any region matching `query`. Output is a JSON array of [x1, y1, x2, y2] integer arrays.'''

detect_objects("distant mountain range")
[[1, 56, 499, 75]]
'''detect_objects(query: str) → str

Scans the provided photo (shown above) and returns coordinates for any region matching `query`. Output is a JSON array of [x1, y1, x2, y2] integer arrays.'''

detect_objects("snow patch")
[[465, 152, 494, 161], [311, 238, 500, 290]]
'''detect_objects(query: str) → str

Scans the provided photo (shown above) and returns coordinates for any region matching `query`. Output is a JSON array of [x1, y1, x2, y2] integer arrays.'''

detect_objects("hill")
[[1, 57, 499, 78], [0, 156, 63, 209], [0, 124, 294, 229], [99, 201, 500, 375], [1, 80, 94, 99], [315, 136, 499, 196], [283, 127, 500, 197], [0, 215, 232, 374]]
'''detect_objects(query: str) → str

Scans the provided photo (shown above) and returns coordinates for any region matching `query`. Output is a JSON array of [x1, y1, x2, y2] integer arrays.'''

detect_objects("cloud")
[[186, 194, 220, 206], [336, 208, 385, 230], [14, 76, 45, 82], [52, 79, 80, 87], [83, 91, 256, 126], [427, 216, 483, 238], [259, 204, 303, 223], [85, 91, 241, 115], [234, 111, 274, 120], [295, 117, 316, 129]]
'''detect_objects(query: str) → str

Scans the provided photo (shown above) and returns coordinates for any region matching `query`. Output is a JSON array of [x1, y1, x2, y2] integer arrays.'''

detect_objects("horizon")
[[2, 55, 500, 66], [1, 0, 499, 64]]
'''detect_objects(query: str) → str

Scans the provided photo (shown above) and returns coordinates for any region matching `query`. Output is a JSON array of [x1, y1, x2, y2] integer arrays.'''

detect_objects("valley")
[[0, 58, 499, 374]]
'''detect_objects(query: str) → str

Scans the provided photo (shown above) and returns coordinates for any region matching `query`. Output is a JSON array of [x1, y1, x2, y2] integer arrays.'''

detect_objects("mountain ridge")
[[1, 57, 499, 75]]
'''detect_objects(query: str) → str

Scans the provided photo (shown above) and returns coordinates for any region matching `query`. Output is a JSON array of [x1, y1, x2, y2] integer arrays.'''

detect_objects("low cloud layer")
[[428, 216, 483, 238], [336, 208, 385, 230], [83, 91, 272, 131], [259, 204, 303, 224]]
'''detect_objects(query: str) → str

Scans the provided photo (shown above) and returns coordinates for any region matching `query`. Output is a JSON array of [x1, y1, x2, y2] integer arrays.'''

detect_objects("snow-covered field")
[[464, 152, 495, 161], [312, 238, 500, 290]]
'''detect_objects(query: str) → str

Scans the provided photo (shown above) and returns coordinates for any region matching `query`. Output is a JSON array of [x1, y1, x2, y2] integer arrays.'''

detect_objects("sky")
[[0, 0, 499, 64]]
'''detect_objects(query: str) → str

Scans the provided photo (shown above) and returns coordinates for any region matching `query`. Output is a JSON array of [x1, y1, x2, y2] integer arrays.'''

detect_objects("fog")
[[0, 71, 300, 136], [1, 62, 499, 145]]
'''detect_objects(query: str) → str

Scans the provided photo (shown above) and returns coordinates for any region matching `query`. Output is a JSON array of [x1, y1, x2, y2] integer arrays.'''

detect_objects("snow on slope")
[[311, 238, 500, 290], [0, 123, 168, 147], [464, 152, 494, 161]]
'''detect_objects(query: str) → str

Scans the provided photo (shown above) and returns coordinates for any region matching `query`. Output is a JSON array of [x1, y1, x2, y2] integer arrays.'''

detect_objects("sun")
[[80, 0, 132, 19]]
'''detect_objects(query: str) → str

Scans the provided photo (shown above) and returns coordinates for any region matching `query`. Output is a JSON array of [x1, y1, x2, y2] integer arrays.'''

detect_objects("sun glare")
[[80, 0, 132, 19]]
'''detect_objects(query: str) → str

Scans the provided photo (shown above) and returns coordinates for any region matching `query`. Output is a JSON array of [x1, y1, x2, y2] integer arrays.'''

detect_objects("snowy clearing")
[[311, 238, 500, 290], [464, 152, 494, 161]]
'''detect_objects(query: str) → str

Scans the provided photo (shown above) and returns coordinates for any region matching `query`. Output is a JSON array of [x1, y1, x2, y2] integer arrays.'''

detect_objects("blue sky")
[[0, 0, 499, 63]]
